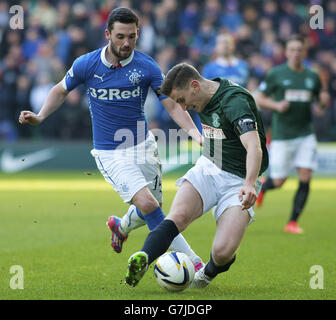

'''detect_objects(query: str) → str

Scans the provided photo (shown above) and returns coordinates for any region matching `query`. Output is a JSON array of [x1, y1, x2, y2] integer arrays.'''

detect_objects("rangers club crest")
[[127, 69, 144, 85]]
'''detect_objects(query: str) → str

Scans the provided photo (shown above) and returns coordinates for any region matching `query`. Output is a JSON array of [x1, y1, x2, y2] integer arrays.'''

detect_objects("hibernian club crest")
[[305, 77, 314, 89], [212, 113, 220, 128]]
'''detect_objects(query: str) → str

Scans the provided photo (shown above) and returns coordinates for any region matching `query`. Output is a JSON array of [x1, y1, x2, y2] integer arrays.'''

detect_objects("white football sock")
[[169, 233, 202, 264], [119, 205, 146, 236]]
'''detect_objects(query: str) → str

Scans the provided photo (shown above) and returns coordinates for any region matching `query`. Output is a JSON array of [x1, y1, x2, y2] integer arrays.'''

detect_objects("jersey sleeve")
[[62, 55, 88, 91], [224, 95, 257, 136], [258, 68, 277, 97], [146, 59, 168, 101]]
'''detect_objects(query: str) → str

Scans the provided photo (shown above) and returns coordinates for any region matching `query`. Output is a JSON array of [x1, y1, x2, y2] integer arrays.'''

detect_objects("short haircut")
[[286, 34, 306, 46], [161, 63, 202, 96], [106, 7, 139, 32]]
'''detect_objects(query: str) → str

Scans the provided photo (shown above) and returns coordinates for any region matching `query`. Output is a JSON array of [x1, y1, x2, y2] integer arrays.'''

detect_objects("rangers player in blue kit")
[[19, 8, 203, 270]]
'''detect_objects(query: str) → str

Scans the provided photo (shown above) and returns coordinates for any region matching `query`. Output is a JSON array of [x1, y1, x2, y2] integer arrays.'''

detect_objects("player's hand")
[[276, 100, 290, 113], [239, 183, 257, 211], [18, 111, 44, 125], [319, 91, 330, 109], [188, 128, 203, 146]]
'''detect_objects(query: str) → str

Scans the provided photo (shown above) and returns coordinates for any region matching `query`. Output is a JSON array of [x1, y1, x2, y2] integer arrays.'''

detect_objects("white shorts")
[[91, 131, 162, 203], [269, 134, 317, 179], [176, 156, 262, 223]]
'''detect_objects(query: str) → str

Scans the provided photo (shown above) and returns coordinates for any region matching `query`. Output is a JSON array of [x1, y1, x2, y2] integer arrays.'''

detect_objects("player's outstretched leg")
[[256, 177, 286, 207], [125, 251, 149, 287], [284, 180, 309, 234], [106, 205, 145, 253], [190, 206, 247, 288], [256, 176, 272, 207]]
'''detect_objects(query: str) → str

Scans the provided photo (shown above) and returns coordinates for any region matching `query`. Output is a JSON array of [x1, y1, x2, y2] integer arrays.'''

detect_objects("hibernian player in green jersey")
[[124, 62, 269, 288], [256, 34, 330, 234]]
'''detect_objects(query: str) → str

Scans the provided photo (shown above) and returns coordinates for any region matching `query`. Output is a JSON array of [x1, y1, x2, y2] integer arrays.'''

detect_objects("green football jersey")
[[259, 63, 321, 140], [199, 78, 269, 179]]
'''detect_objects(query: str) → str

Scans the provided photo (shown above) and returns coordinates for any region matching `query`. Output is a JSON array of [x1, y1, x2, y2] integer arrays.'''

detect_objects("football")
[[154, 251, 195, 292]]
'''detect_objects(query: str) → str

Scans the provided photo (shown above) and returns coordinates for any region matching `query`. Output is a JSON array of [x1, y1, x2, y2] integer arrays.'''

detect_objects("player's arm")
[[255, 70, 289, 113], [161, 97, 203, 146], [255, 91, 289, 113], [238, 123, 262, 210], [19, 81, 69, 125], [19, 54, 87, 126]]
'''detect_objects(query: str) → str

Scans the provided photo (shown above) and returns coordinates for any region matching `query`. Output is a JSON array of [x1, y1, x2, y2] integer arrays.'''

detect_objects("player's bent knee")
[[132, 192, 159, 214], [272, 178, 286, 188], [212, 245, 236, 266], [167, 210, 190, 233], [138, 200, 159, 215]]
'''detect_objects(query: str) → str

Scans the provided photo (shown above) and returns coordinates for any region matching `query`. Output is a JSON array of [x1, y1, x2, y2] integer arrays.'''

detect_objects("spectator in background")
[[54, 20, 72, 66], [201, 0, 221, 28], [29, 72, 54, 116], [137, 15, 156, 55], [152, 4, 170, 53], [261, 0, 280, 31], [21, 27, 44, 61], [29, 0, 58, 32], [260, 30, 277, 59], [15, 74, 32, 139], [138, 0, 155, 22], [29, 72, 59, 138], [162, 0, 179, 42], [0, 1, 9, 40], [319, 17, 336, 50], [179, 1, 199, 34], [191, 19, 216, 59], [0, 54, 19, 141], [152, 45, 180, 135], [242, 5, 258, 30], [66, 25, 89, 68], [202, 33, 249, 87], [60, 89, 91, 140], [235, 24, 257, 59], [32, 43, 63, 81], [327, 0, 336, 21], [175, 31, 191, 62], [85, 12, 106, 51], [278, 19, 293, 42], [0, 29, 22, 59], [219, 0, 243, 33], [280, 1, 303, 33]]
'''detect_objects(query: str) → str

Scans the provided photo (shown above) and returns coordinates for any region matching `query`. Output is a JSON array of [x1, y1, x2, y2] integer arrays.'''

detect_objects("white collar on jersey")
[[101, 45, 134, 68], [215, 57, 239, 67]]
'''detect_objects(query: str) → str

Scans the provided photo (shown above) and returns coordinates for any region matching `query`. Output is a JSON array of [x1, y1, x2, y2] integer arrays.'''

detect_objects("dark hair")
[[106, 7, 139, 32], [286, 34, 306, 46], [161, 63, 202, 96]]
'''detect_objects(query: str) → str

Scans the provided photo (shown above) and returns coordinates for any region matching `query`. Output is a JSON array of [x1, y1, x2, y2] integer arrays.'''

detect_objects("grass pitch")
[[0, 171, 335, 300]]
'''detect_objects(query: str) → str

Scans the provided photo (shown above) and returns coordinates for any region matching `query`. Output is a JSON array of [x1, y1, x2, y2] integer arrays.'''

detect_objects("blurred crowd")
[[0, 0, 335, 142]]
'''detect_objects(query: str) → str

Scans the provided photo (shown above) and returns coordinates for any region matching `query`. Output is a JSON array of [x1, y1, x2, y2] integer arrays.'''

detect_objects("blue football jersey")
[[62, 46, 167, 150], [202, 58, 249, 87]]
